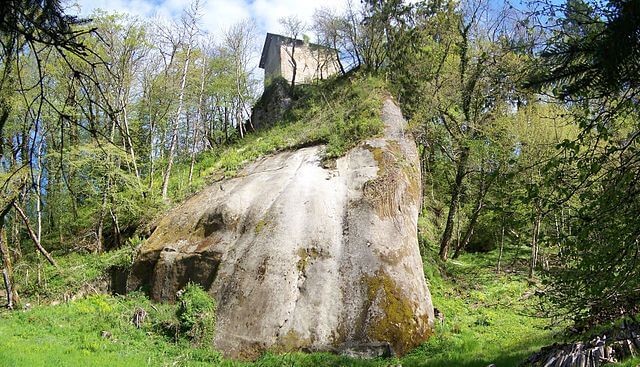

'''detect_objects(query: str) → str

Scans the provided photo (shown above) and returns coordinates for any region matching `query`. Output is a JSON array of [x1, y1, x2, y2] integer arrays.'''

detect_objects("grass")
[[4, 243, 636, 366], [1, 237, 567, 367], [0, 293, 222, 367], [12, 246, 134, 304], [404, 245, 557, 367], [618, 357, 640, 366]]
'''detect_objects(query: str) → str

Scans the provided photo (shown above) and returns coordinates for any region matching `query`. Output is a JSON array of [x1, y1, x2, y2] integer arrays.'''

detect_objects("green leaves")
[[176, 283, 217, 347]]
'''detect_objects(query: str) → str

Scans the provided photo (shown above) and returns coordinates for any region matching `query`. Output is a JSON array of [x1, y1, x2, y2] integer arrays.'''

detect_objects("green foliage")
[[317, 75, 386, 158], [403, 224, 562, 367], [529, 0, 639, 100], [176, 283, 217, 347], [542, 108, 640, 326], [13, 247, 134, 302], [526, 0, 640, 326]]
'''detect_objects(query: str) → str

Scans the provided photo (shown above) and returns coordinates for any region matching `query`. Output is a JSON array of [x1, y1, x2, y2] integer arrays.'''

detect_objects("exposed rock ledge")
[[127, 98, 434, 359]]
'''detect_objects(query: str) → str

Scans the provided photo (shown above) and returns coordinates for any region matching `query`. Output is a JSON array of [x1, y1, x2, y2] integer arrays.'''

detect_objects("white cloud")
[[71, 0, 156, 19], [251, 0, 347, 39], [200, 0, 252, 41], [70, 0, 348, 40]]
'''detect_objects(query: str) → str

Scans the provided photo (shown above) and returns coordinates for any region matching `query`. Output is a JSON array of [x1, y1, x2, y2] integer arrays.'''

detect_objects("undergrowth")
[[405, 243, 557, 367], [177, 283, 217, 347], [12, 246, 134, 303], [0, 292, 222, 367]]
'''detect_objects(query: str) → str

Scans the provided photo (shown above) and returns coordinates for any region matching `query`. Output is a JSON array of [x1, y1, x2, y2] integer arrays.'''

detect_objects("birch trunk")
[[161, 40, 193, 199]]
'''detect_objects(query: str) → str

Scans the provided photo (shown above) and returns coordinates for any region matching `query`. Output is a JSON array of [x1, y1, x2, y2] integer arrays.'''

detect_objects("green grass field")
[[1, 241, 565, 367]]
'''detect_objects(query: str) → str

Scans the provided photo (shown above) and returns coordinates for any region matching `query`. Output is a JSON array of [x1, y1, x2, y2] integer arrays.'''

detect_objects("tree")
[[529, 0, 639, 100], [161, 1, 202, 200], [0, 0, 94, 146], [529, 0, 640, 324], [313, 8, 347, 75], [222, 19, 258, 138], [278, 15, 305, 92]]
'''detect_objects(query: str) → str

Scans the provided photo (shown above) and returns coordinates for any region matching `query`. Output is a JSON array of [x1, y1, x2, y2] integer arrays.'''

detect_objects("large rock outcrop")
[[128, 98, 434, 359]]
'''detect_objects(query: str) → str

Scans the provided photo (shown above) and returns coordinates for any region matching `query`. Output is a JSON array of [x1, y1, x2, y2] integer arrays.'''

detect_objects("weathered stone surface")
[[128, 98, 434, 359], [251, 77, 292, 130]]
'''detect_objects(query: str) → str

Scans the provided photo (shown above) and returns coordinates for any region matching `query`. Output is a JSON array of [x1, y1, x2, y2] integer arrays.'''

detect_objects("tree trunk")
[[162, 41, 192, 200], [291, 45, 297, 91], [147, 87, 156, 191], [96, 178, 109, 253], [419, 145, 428, 215], [453, 170, 492, 259], [0, 212, 19, 309], [109, 207, 121, 249], [11, 210, 22, 261], [35, 139, 45, 260], [12, 203, 57, 267], [439, 146, 469, 261], [188, 126, 199, 185], [529, 210, 542, 278], [333, 37, 346, 75], [224, 106, 229, 144], [189, 59, 206, 185], [120, 102, 142, 189], [497, 224, 505, 273]]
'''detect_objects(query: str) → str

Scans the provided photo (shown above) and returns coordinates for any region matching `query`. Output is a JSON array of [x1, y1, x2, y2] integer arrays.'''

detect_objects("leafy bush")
[[176, 283, 217, 347]]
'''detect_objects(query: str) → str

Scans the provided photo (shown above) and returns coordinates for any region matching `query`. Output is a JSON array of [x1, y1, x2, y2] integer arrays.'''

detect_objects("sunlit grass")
[[1, 244, 566, 367]]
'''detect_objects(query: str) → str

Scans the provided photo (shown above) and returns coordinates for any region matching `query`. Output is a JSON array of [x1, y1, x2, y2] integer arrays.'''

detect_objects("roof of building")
[[258, 32, 333, 69]]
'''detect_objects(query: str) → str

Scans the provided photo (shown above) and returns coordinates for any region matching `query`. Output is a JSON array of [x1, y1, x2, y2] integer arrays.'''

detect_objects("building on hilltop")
[[258, 33, 341, 86]]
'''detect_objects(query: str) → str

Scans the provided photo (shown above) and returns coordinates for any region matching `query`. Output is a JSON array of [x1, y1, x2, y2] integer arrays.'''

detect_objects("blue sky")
[[69, 0, 350, 40]]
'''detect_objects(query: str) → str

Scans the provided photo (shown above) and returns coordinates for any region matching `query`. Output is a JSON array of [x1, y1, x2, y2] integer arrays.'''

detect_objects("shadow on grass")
[[401, 334, 548, 367]]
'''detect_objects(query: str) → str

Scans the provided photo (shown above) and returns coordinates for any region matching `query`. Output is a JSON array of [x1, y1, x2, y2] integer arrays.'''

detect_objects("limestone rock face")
[[128, 99, 434, 359]]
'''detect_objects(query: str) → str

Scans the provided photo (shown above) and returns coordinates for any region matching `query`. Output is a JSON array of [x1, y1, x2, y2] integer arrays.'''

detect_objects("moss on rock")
[[363, 270, 433, 355], [275, 329, 312, 352]]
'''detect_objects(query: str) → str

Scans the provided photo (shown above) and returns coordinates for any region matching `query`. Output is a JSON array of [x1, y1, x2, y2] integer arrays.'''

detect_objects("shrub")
[[176, 283, 217, 347]]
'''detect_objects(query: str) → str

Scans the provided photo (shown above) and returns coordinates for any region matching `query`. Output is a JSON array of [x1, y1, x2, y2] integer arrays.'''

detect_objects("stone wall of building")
[[276, 43, 340, 85]]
